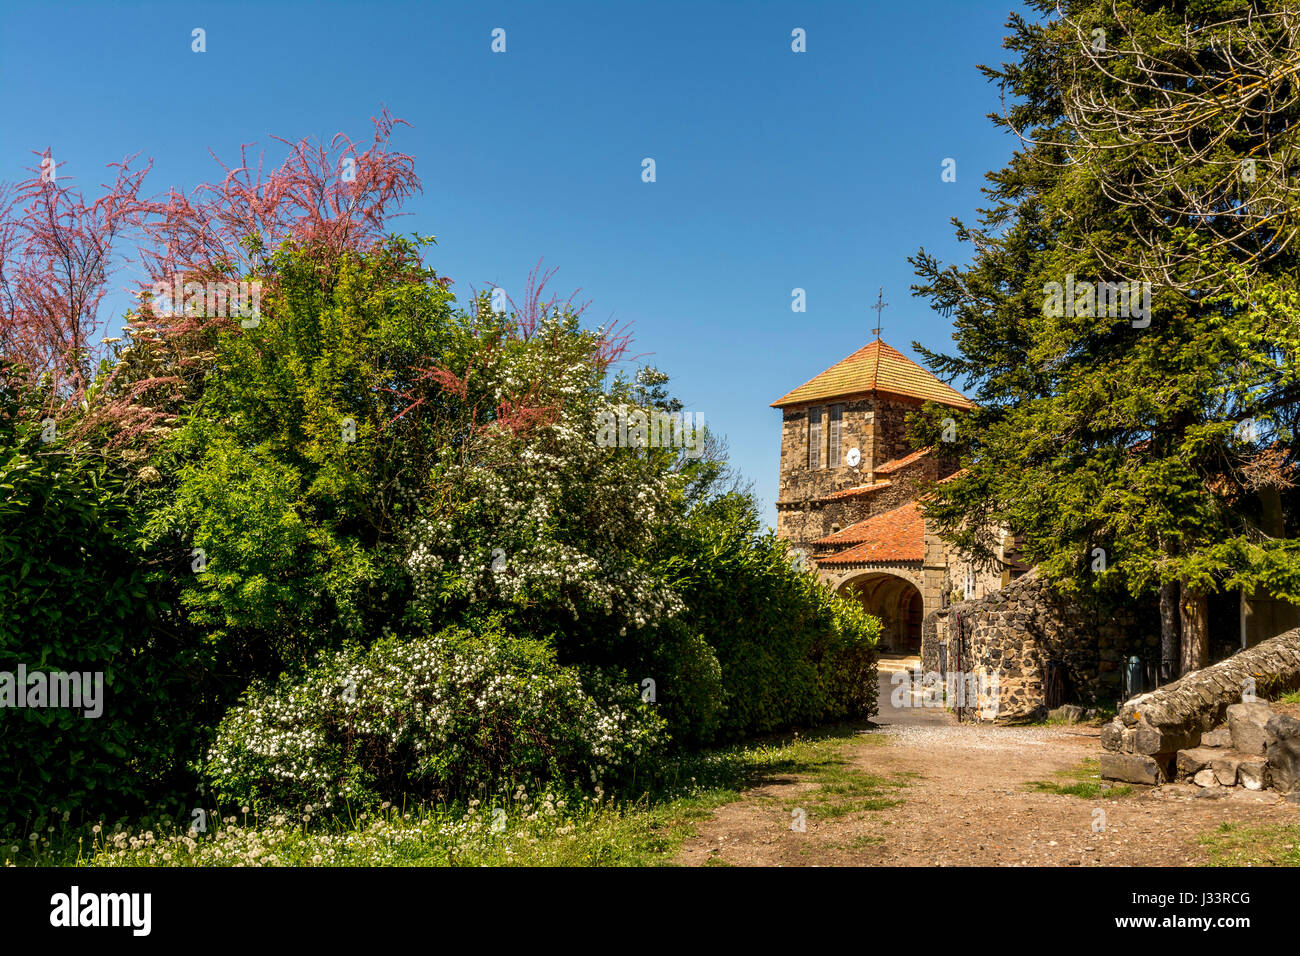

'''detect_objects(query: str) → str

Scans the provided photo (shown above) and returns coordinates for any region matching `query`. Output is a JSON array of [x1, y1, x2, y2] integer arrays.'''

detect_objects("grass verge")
[[4, 723, 882, 868], [1199, 821, 1300, 866], [1024, 758, 1133, 800]]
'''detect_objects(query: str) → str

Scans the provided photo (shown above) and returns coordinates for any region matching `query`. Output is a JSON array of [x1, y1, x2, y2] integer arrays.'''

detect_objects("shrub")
[[398, 318, 880, 748], [673, 496, 881, 740], [654, 624, 727, 747], [0, 407, 196, 833], [205, 621, 665, 810], [140, 241, 459, 677]]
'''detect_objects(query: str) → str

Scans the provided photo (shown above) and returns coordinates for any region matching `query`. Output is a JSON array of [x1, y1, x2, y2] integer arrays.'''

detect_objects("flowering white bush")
[[404, 314, 690, 638], [205, 621, 665, 810], [398, 311, 877, 747]]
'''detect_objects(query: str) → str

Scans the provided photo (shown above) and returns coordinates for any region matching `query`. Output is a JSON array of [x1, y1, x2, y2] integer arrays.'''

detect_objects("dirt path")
[[677, 662, 1298, 866]]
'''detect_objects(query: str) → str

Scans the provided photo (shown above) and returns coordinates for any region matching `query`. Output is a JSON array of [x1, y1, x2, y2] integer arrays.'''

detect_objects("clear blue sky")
[[1, 0, 1024, 527]]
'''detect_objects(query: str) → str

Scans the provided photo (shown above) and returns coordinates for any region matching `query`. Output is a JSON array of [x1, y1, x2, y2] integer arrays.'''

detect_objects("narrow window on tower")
[[808, 406, 822, 468], [828, 404, 842, 466]]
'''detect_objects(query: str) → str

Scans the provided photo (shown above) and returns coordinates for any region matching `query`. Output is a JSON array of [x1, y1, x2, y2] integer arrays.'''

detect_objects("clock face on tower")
[[846, 447, 861, 468], [789, 548, 809, 571]]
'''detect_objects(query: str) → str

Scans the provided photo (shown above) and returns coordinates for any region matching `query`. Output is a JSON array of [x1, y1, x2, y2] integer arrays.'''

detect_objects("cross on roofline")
[[870, 287, 888, 340]]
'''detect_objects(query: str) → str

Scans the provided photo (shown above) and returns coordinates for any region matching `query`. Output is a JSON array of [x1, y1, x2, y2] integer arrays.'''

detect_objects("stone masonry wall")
[[776, 395, 926, 548], [1099, 627, 1300, 787], [816, 454, 942, 545], [920, 572, 1158, 722]]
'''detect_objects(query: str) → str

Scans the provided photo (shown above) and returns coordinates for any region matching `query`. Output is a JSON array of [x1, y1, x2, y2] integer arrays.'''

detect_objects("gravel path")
[[676, 689, 1298, 866]]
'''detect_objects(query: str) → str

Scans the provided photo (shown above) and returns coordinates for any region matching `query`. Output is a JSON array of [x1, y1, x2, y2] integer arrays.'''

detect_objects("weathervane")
[[871, 287, 888, 340]]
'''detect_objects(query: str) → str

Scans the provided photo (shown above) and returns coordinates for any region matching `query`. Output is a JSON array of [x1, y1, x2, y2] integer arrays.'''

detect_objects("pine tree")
[[910, 0, 1300, 675]]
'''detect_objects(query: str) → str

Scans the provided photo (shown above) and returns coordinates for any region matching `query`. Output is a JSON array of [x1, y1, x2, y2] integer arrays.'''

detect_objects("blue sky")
[[1, 0, 1023, 526]]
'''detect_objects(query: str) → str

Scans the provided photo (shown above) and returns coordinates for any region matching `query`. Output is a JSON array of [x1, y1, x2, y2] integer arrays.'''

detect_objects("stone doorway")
[[838, 572, 924, 654]]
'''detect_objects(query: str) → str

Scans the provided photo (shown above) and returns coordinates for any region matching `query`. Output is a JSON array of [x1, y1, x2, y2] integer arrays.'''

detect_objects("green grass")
[[777, 733, 908, 821], [5, 723, 887, 868], [824, 833, 887, 852], [1199, 821, 1300, 866], [1024, 758, 1133, 800], [1276, 690, 1300, 705]]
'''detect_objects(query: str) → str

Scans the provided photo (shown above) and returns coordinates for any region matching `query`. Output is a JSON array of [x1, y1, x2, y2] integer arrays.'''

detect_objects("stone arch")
[[835, 569, 925, 654]]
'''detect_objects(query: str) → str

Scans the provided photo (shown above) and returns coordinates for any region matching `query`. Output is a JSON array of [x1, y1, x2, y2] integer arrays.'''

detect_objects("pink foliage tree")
[[93, 107, 424, 445], [391, 262, 634, 445], [0, 109, 422, 441], [2, 109, 634, 455], [138, 106, 419, 286], [0, 150, 150, 406]]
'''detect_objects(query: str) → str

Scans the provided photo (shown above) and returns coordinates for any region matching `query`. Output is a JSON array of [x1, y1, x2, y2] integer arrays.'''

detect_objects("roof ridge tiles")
[[770, 338, 973, 410]]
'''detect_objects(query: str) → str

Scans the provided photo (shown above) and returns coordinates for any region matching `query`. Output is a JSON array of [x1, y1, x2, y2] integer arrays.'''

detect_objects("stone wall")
[[775, 395, 924, 547], [815, 455, 943, 546], [1098, 627, 1300, 789], [920, 572, 1158, 722]]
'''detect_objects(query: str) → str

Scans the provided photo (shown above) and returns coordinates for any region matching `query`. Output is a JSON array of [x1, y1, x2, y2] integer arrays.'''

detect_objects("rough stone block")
[[1238, 758, 1270, 791], [1100, 752, 1168, 786], [1264, 715, 1300, 793], [1266, 713, 1300, 745], [1100, 720, 1126, 752], [1211, 756, 1241, 787], [1193, 768, 1218, 788], [1134, 718, 1198, 756], [1175, 748, 1218, 778], [1049, 704, 1084, 724], [1227, 701, 1275, 755], [1200, 727, 1234, 748]]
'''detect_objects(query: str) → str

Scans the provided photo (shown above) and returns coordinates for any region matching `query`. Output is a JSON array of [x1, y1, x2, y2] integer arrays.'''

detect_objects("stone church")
[[772, 337, 1024, 654], [773, 335, 1299, 717]]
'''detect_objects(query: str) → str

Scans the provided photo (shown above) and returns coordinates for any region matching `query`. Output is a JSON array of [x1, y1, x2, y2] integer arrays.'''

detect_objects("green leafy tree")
[[0, 372, 199, 831], [910, 0, 1300, 675], [141, 238, 459, 675]]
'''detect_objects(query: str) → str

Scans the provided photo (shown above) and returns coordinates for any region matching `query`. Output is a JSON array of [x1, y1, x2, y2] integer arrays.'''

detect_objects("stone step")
[[1226, 701, 1275, 755], [1175, 747, 1270, 790], [1100, 752, 1169, 786], [1199, 727, 1233, 748]]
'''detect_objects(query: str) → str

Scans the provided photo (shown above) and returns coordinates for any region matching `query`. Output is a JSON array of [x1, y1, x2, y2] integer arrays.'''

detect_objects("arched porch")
[[836, 571, 924, 654]]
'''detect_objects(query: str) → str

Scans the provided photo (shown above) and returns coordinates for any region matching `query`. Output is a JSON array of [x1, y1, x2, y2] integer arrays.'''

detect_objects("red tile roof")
[[771, 339, 973, 409], [874, 447, 933, 475], [816, 500, 925, 566], [812, 515, 879, 546], [819, 480, 893, 501]]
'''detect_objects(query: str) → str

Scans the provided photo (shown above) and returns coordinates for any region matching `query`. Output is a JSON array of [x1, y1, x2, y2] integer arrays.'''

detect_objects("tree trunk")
[[1179, 579, 1209, 676], [1159, 579, 1180, 683]]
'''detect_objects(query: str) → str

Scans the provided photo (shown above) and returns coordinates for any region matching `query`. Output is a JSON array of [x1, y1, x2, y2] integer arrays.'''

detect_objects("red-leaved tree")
[[0, 150, 150, 408], [3, 110, 631, 454], [0, 109, 423, 442]]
